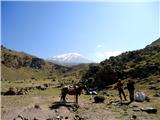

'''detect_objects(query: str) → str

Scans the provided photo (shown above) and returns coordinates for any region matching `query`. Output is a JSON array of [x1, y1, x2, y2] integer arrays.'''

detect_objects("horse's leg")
[[60, 95, 62, 101], [63, 93, 67, 103], [61, 93, 66, 103], [60, 94, 63, 101], [76, 94, 78, 104]]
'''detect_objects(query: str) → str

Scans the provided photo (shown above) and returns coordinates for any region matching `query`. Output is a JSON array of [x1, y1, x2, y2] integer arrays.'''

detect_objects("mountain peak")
[[55, 53, 81, 59], [47, 53, 93, 66]]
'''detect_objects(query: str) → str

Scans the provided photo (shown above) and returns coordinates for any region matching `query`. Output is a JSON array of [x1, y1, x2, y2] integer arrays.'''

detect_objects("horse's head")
[[77, 83, 89, 94]]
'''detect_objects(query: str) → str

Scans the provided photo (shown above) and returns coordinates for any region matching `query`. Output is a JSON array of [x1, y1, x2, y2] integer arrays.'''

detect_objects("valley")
[[1, 38, 160, 120]]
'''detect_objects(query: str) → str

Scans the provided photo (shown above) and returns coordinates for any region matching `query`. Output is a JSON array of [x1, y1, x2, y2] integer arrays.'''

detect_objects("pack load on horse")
[[60, 83, 88, 104]]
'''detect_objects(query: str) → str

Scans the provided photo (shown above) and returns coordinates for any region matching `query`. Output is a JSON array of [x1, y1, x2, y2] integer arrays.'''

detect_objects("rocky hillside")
[[148, 38, 160, 47], [2, 37, 160, 88], [1, 45, 69, 81], [1, 45, 90, 84], [82, 38, 160, 89]]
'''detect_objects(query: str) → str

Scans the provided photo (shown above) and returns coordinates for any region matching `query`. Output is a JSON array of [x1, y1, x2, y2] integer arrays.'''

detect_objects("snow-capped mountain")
[[47, 53, 93, 66]]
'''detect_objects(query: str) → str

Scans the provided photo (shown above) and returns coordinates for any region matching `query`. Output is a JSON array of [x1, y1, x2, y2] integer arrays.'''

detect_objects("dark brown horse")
[[60, 84, 87, 104]]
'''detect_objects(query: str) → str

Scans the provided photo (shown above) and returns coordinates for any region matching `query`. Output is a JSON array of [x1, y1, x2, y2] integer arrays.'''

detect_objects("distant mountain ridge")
[[47, 53, 93, 66]]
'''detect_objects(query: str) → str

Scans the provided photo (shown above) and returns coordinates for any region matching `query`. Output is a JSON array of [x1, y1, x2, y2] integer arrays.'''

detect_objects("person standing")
[[127, 80, 135, 102], [115, 79, 127, 101]]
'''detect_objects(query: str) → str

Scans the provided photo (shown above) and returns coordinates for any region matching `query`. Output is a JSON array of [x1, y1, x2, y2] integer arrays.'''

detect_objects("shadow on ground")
[[49, 101, 79, 111], [108, 100, 132, 106]]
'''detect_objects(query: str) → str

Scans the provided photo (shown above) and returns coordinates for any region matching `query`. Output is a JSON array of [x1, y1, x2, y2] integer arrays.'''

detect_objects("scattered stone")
[[36, 85, 47, 90], [65, 116, 68, 119], [70, 104, 79, 112], [17, 89, 27, 95], [74, 114, 85, 120], [112, 102, 118, 106], [73, 104, 79, 108], [4, 87, 16, 95], [74, 115, 80, 120], [107, 101, 112, 105], [102, 91, 107, 95], [149, 85, 157, 90], [106, 94, 110, 96], [43, 83, 49, 88], [93, 96, 105, 103], [141, 107, 157, 114], [17, 114, 24, 119], [56, 115, 61, 120], [145, 96, 150, 102], [133, 108, 141, 112], [34, 104, 40, 109], [130, 115, 137, 120], [154, 92, 160, 97], [13, 114, 26, 120]]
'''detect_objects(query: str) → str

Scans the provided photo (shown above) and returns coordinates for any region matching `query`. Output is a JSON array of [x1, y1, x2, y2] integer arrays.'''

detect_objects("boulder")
[[130, 115, 137, 120], [141, 107, 157, 114], [4, 87, 17, 95], [94, 96, 105, 103]]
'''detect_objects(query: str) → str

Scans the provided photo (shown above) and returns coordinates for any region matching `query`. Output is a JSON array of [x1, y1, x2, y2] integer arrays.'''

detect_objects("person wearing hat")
[[115, 79, 127, 101]]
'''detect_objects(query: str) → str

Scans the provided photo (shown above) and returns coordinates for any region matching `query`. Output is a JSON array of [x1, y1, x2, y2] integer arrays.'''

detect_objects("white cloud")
[[95, 51, 123, 62], [96, 44, 103, 48], [96, 42, 104, 49]]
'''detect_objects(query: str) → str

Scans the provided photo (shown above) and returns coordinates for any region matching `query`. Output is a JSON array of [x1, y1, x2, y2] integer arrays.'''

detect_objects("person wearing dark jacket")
[[115, 79, 127, 101], [127, 80, 135, 102]]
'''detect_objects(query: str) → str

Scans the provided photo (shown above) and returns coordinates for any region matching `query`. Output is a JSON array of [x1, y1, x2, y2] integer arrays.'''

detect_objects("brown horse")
[[60, 84, 87, 104]]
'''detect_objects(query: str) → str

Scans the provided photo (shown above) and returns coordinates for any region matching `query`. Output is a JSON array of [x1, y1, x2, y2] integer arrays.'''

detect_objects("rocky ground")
[[1, 76, 160, 120], [1, 87, 160, 120]]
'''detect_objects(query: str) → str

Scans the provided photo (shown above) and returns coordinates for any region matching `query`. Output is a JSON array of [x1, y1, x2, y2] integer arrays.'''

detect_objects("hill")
[[1, 37, 160, 89], [1, 40, 160, 120], [82, 38, 160, 89], [1, 45, 90, 86], [148, 38, 160, 47], [1, 45, 70, 81]]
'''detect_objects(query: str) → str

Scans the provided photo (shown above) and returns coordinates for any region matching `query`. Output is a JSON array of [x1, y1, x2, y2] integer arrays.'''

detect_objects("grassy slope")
[[1, 46, 90, 86], [81, 38, 160, 89], [1, 38, 160, 119], [1, 46, 69, 82]]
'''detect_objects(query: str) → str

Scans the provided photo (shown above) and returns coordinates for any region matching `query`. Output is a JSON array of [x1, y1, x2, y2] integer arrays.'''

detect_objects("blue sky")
[[2, 1, 160, 62]]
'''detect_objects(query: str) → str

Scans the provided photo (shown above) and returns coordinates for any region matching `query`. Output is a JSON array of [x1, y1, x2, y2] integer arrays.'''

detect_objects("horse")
[[60, 83, 87, 104]]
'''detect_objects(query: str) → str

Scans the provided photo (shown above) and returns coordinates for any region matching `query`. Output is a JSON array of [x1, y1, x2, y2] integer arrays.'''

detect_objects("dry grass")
[[1, 75, 160, 120]]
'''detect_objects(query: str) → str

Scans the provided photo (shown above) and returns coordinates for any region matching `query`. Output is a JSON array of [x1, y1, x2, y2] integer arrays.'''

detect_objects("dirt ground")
[[1, 87, 160, 120]]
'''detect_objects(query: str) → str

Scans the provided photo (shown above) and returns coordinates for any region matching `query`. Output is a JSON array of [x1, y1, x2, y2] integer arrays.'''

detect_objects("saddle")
[[66, 85, 79, 91]]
